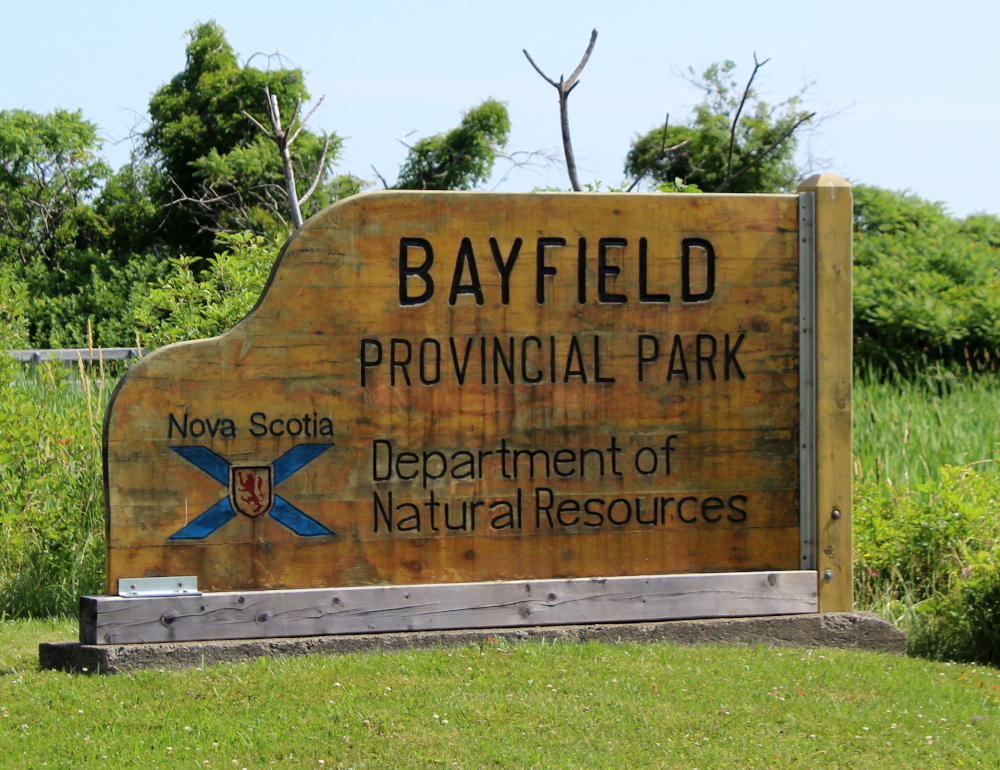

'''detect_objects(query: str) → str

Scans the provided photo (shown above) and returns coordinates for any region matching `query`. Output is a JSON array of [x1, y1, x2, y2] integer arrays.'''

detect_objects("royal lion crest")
[[230, 466, 273, 517]]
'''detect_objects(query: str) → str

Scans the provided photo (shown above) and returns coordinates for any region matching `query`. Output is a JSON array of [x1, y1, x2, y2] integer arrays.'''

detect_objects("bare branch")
[[370, 164, 390, 190], [726, 53, 770, 180], [241, 109, 275, 141], [521, 49, 559, 88], [164, 171, 301, 235], [298, 136, 332, 205], [489, 147, 562, 189], [565, 29, 598, 89], [522, 30, 599, 192], [625, 138, 691, 192], [265, 90, 284, 138], [714, 111, 815, 192], [243, 49, 294, 72], [283, 98, 303, 141], [627, 113, 669, 192], [396, 129, 420, 150], [164, 181, 285, 208], [288, 94, 325, 145], [245, 87, 334, 227]]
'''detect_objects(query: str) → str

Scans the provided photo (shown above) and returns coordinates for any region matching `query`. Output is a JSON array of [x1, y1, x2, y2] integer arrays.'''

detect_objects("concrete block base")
[[40, 611, 905, 675]]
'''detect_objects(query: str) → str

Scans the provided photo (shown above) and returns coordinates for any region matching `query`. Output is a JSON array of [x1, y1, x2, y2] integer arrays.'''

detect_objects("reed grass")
[[0, 356, 120, 616], [853, 367, 1000, 485]]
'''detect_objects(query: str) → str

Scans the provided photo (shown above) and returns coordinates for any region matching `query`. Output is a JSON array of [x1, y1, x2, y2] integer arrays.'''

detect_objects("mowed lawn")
[[0, 620, 996, 768]]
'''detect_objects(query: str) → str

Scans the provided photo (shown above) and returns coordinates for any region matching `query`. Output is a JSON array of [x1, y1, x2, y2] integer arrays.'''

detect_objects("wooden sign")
[[100, 176, 852, 641]]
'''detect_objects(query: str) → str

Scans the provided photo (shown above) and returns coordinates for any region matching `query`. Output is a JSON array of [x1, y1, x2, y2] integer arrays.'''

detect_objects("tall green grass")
[[854, 367, 1000, 485], [854, 368, 1000, 663], [0, 355, 120, 616]]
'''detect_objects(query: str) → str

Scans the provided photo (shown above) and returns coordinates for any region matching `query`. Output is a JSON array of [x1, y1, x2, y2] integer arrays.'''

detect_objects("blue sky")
[[4, 0, 997, 216]]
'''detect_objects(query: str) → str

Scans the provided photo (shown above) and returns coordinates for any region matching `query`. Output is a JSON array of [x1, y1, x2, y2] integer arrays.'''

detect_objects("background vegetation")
[[854, 186, 1000, 372], [854, 372, 1000, 663]]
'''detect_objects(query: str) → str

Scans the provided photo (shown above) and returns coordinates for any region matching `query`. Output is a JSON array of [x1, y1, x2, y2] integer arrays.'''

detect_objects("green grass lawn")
[[1, 620, 998, 768]]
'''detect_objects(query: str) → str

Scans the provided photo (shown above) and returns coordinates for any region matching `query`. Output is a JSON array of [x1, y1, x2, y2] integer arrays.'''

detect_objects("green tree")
[[0, 109, 150, 347], [0, 262, 29, 347], [93, 155, 166, 257], [28, 252, 165, 348], [394, 99, 510, 190], [625, 59, 813, 193], [143, 21, 342, 255], [0, 109, 110, 269]]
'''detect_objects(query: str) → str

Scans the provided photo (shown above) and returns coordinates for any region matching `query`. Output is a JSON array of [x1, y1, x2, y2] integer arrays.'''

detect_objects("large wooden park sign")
[[86, 175, 852, 645]]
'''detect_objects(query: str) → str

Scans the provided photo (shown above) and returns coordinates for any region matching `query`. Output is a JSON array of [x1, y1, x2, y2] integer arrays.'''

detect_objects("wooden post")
[[798, 174, 852, 613]]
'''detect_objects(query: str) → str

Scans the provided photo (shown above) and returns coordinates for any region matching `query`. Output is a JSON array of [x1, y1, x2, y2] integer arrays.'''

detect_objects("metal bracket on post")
[[799, 192, 818, 571], [117, 576, 201, 598]]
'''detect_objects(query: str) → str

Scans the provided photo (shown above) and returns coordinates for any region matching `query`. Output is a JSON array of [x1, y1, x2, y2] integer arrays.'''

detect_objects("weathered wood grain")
[[106, 429, 799, 545], [107, 526, 802, 592], [81, 570, 818, 644], [104, 191, 820, 593], [798, 176, 853, 612]]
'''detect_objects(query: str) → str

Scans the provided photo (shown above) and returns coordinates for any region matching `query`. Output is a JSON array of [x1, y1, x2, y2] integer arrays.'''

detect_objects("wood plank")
[[107, 486, 800, 548], [107, 526, 802, 592], [81, 570, 818, 645], [798, 175, 853, 612], [105, 192, 807, 593], [106, 428, 800, 536]]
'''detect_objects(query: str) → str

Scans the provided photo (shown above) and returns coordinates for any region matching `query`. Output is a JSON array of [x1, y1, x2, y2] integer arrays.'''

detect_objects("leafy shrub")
[[129, 231, 275, 348], [25, 249, 165, 348], [0, 262, 29, 348], [19, 230, 277, 350], [855, 466, 1000, 663], [852, 370, 1000, 664], [853, 186, 1000, 372]]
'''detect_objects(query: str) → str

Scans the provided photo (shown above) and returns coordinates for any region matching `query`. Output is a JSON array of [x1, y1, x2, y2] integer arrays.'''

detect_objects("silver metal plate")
[[118, 576, 201, 597], [798, 192, 818, 571]]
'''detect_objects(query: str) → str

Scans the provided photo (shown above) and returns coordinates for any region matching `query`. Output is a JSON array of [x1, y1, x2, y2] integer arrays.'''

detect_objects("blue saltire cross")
[[168, 444, 334, 540]]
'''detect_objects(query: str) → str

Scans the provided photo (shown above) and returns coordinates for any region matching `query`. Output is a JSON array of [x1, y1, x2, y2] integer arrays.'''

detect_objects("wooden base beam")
[[81, 571, 818, 645]]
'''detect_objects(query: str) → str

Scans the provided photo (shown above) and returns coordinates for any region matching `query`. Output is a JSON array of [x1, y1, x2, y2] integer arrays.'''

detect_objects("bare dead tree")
[[523, 29, 598, 192], [242, 87, 331, 228]]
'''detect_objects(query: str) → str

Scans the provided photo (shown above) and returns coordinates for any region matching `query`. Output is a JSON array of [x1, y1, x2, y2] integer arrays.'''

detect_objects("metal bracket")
[[118, 576, 201, 598], [798, 192, 818, 571]]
